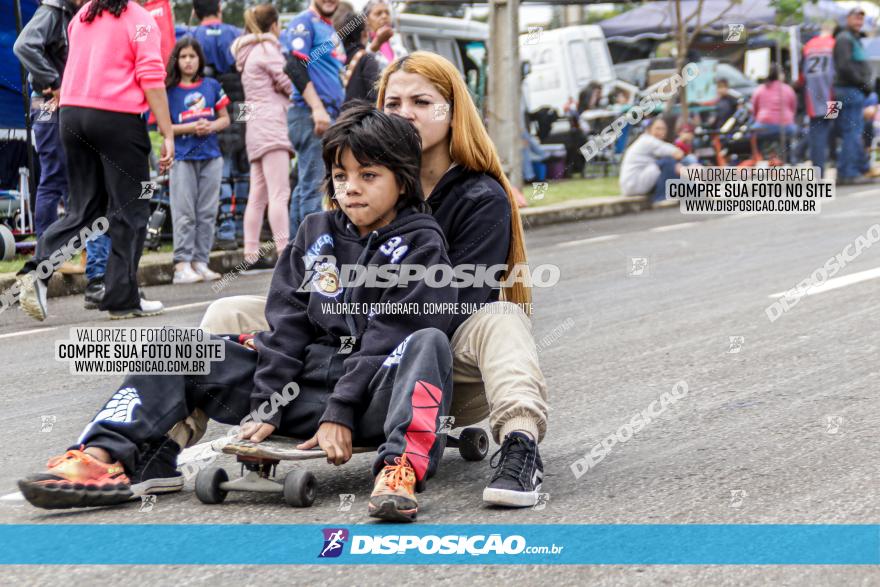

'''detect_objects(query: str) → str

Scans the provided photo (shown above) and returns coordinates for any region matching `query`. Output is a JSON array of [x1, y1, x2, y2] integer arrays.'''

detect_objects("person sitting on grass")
[[18, 104, 457, 523], [619, 117, 685, 203]]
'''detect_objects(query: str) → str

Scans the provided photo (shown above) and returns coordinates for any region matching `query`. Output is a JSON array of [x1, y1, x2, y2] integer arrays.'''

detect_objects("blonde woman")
[[164, 53, 549, 508]]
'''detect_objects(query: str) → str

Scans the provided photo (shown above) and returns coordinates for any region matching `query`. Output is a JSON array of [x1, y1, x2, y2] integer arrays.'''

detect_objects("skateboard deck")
[[221, 437, 376, 461]]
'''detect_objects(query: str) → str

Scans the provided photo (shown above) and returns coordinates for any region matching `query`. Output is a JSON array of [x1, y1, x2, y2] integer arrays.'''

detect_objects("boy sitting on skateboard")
[[19, 104, 457, 522]]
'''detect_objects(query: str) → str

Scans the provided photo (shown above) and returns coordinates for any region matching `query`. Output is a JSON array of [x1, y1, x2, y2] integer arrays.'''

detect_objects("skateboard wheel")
[[195, 467, 228, 504], [458, 427, 489, 461], [0, 225, 14, 261], [283, 469, 316, 507]]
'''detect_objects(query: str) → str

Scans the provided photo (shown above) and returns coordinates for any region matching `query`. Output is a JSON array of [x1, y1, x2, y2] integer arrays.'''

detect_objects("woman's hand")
[[371, 25, 393, 50], [311, 106, 331, 136], [239, 421, 276, 443], [297, 422, 352, 465], [159, 135, 174, 174]]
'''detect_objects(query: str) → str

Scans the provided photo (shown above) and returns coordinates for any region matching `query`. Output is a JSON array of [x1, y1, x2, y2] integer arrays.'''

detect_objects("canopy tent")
[[1, 0, 39, 129], [599, 0, 876, 42]]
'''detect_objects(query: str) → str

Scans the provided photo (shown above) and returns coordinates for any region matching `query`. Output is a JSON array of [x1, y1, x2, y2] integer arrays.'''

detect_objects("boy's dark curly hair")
[[81, 0, 129, 23], [322, 101, 427, 212]]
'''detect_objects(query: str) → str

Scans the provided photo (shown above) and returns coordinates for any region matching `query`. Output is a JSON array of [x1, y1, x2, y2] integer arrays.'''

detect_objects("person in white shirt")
[[619, 118, 684, 202]]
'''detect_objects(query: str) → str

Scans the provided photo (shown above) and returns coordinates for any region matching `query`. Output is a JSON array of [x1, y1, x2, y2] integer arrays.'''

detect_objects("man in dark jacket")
[[833, 8, 874, 184], [13, 0, 111, 307]]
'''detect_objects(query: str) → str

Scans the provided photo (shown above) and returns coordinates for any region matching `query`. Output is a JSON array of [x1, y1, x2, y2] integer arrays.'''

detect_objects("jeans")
[[287, 105, 329, 233], [807, 117, 834, 175], [31, 105, 68, 237], [521, 132, 546, 182], [834, 86, 866, 179], [753, 123, 798, 163], [85, 234, 111, 281], [653, 156, 679, 202]]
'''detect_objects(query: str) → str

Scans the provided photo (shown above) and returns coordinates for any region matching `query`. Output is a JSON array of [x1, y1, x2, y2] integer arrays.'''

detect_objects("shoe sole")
[[19, 280, 47, 322], [130, 476, 185, 496], [18, 480, 132, 510], [482, 486, 541, 508], [368, 499, 417, 523], [109, 308, 165, 320]]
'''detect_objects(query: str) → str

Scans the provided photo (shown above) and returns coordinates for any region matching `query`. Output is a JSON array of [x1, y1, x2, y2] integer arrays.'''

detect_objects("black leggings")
[[21, 106, 151, 311]]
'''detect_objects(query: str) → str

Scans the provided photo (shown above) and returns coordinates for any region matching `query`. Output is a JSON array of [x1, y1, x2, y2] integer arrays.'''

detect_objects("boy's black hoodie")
[[426, 166, 513, 332], [252, 207, 456, 430], [13, 0, 77, 94]]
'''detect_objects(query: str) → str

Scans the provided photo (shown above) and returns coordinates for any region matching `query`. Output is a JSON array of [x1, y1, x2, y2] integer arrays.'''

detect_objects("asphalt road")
[[1, 186, 879, 585]]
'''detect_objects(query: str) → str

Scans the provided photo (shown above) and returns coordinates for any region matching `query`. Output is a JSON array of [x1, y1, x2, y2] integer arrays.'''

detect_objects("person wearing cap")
[[833, 8, 873, 184]]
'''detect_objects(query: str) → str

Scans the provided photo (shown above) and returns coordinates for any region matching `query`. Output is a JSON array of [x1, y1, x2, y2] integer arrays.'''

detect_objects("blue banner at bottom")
[[0, 524, 878, 564]]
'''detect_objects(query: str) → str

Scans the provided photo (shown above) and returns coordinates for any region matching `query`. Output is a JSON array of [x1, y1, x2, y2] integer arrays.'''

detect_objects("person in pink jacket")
[[15, 0, 173, 321], [231, 4, 293, 264]]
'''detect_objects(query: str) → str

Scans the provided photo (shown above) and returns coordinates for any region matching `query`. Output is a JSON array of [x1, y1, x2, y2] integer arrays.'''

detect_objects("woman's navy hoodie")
[[426, 166, 513, 332], [252, 207, 456, 430]]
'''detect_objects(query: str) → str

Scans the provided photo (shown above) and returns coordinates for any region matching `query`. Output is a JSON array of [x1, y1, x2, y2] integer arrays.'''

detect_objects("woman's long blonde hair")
[[375, 51, 532, 310]]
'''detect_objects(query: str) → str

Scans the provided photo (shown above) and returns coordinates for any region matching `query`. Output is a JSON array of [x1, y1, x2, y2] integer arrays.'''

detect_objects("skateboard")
[[194, 427, 489, 507]]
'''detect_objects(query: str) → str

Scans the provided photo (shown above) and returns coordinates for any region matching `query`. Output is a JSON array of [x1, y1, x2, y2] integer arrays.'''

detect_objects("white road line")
[[556, 234, 620, 248], [769, 267, 880, 299], [649, 222, 700, 232], [0, 492, 23, 502], [162, 301, 215, 313], [724, 212, 762, 220], [0, 326, 57, 340]]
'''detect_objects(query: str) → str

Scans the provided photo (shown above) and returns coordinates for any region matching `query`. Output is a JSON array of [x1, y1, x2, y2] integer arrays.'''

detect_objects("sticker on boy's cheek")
[[333, 182, 349, 199]]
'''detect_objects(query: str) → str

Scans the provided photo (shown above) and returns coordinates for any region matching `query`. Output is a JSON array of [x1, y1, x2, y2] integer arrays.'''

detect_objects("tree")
[[671, 0, 742, 121], [404, 1, 466, 18], [175, 0, 306, 28]]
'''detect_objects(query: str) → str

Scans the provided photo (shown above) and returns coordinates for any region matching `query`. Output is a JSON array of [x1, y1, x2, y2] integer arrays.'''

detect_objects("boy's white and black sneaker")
[[18, 274, 48, 321], [483, 432, 544, 507], [129, 439, 184, 496]]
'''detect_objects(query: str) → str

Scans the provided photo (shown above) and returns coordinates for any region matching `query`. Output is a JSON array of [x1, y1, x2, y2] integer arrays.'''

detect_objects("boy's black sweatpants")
[[19, 106, 151, 311], [75, 328, 453, 483]]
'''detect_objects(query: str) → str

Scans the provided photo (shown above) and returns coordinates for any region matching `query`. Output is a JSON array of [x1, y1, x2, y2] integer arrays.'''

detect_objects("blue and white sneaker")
[[483, 432, 544, 507]]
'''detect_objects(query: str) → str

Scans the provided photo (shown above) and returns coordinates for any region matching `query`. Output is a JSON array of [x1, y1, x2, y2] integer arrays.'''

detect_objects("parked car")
[[614, 58, 757, 100]]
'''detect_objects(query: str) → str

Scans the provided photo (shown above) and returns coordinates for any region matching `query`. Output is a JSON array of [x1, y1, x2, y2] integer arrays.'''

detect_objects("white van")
[[519, 25, 616, 117]]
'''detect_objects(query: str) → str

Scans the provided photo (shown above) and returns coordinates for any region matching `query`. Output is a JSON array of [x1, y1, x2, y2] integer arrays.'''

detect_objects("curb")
[[1, 194, 661, 301], [520, 195, 650, 229]]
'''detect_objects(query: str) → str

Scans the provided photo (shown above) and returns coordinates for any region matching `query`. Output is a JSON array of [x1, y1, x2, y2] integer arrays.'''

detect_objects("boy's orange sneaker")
[[18, 447, 132, 509], [368, 454, 418, 522]]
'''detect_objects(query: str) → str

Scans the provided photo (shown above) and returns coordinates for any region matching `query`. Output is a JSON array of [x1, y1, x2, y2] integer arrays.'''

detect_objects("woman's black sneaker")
[[483, 432, 544, 507], [129, 439, 184, 495]]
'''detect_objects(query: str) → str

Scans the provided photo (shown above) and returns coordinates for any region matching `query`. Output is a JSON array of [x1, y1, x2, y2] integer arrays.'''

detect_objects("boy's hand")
[[297, 422, 352, 465], [239, 421, 276, 443]]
